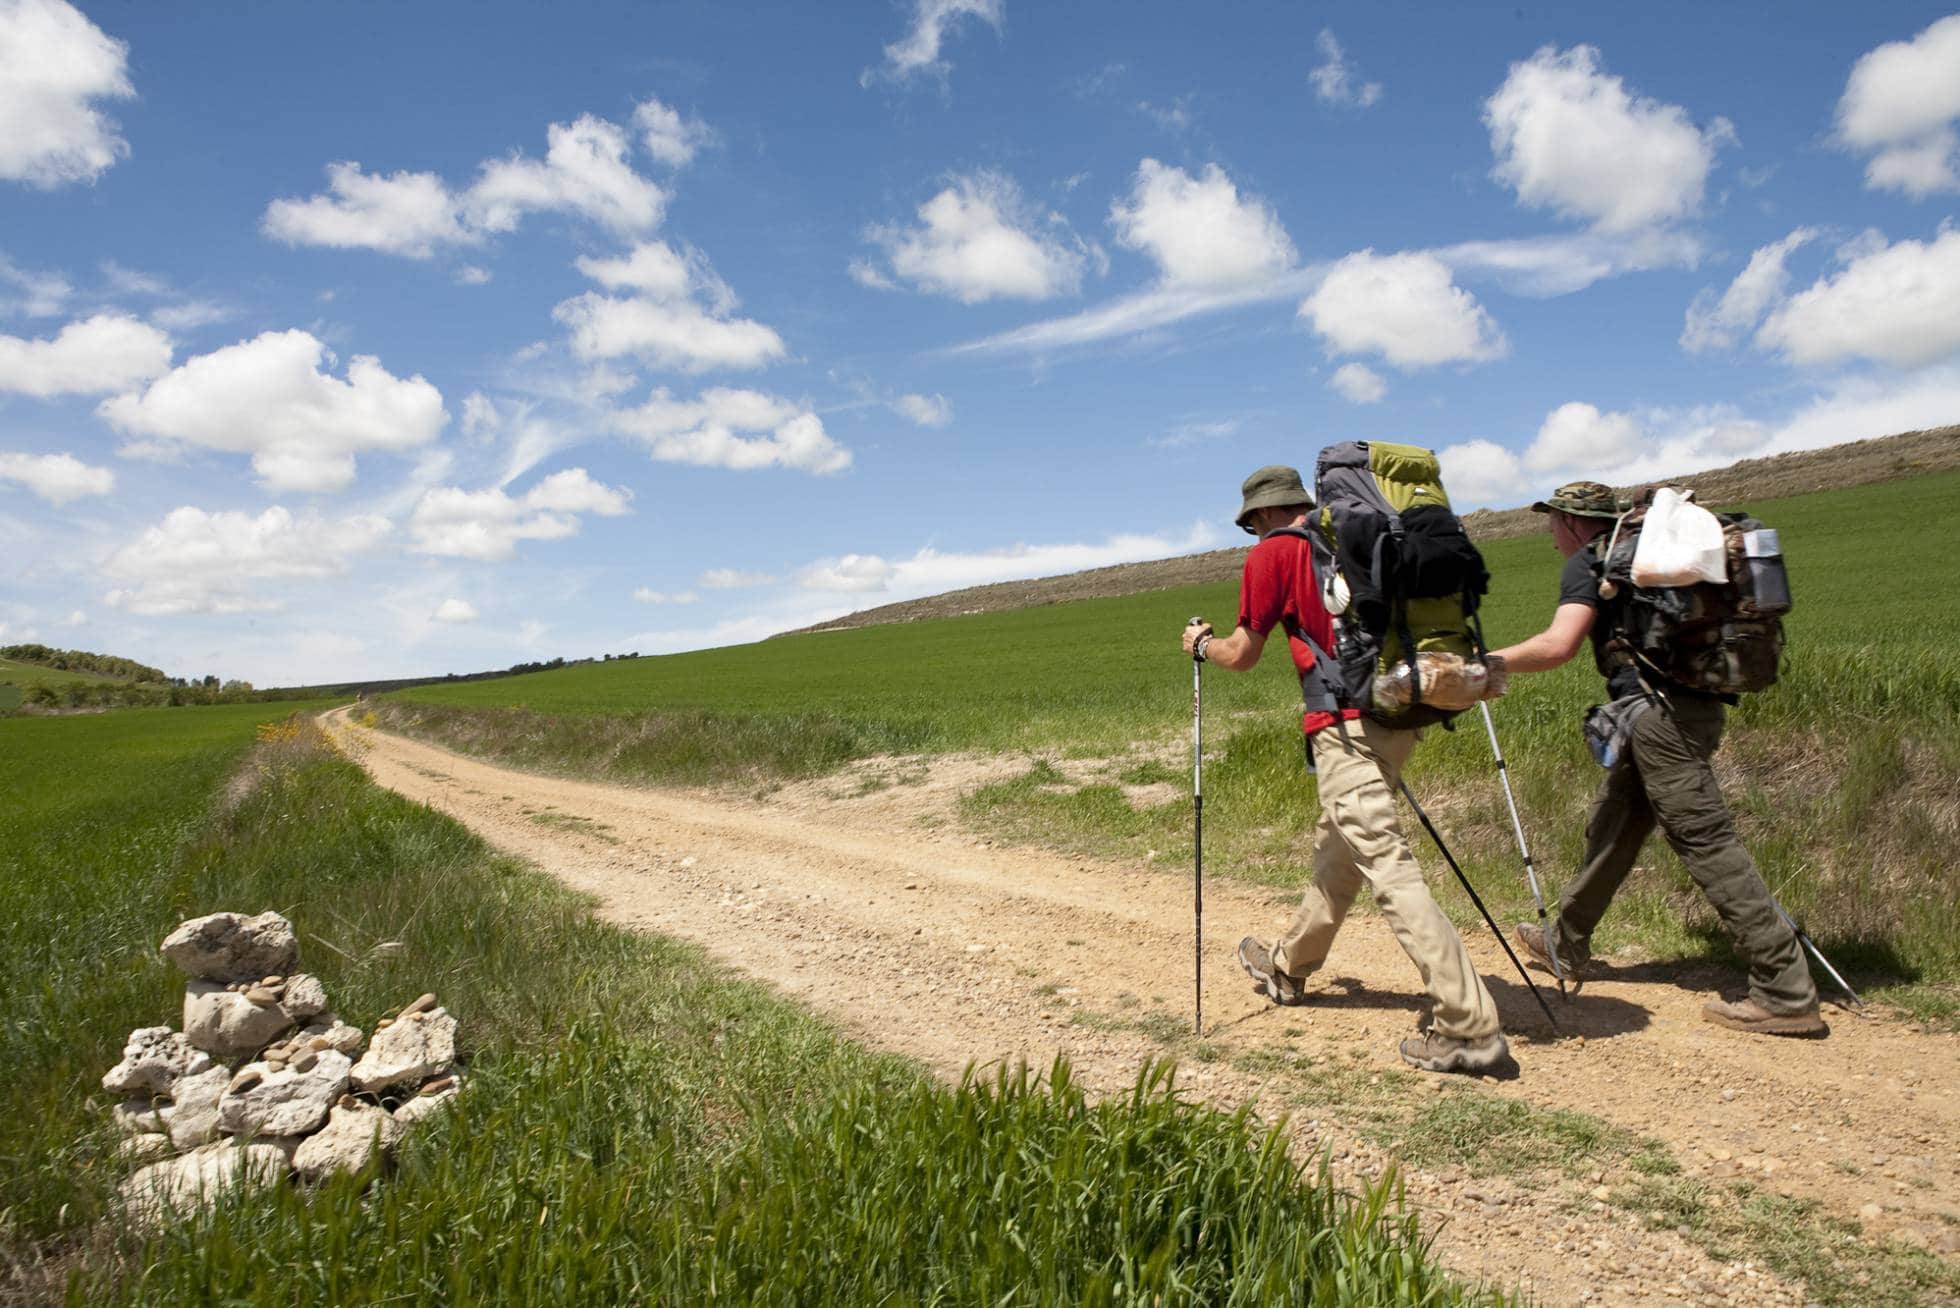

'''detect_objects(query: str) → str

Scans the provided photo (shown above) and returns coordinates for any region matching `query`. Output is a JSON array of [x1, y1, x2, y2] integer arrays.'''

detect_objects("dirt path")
[[323, 709, 1958, 1307]]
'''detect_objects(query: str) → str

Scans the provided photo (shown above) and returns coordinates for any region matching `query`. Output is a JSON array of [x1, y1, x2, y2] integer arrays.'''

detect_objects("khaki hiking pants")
[[1273, 717, 1502, 1042], [1547, 695, 1816, 1015]]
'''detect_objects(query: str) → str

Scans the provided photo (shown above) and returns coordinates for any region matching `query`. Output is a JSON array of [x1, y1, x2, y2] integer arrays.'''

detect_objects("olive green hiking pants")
[[1547, 694, 1817, 1014], [1273, 717, 1503, 1041]]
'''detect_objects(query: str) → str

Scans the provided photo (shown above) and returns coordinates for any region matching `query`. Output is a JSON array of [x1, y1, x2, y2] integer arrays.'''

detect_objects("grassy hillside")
[[0, 707, 1497, 1305], [780, 425, 1959, 636], [385, 469, 1960, 1005], [0, 656, 125, 713]]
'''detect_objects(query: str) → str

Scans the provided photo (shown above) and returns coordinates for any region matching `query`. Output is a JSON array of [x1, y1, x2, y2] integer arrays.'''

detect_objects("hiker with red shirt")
[[1182, 465, 1508, 1075]]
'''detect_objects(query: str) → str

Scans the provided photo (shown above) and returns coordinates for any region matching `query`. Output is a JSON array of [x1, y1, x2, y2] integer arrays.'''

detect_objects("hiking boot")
[[1237, 937, 1308, 1006], [1701, 996, 1826, 1037], [1513, 922, 1583, 992], [1398, 1030, 1510, 1075]]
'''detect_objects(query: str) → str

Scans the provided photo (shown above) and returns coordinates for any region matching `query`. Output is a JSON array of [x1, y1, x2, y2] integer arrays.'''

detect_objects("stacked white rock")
[[104, 910, 465, 1226]]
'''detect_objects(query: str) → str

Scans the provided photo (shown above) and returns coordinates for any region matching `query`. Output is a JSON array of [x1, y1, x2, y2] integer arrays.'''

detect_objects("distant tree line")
[[1, 643, 168, 683]]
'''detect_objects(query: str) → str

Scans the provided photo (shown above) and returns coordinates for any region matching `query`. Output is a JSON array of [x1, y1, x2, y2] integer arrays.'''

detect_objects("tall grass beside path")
[[3, 708, 1504, 1305]]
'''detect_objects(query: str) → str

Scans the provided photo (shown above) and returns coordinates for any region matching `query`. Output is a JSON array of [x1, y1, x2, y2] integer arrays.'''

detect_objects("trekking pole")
[[1399, 781, 1560, 1034], [1189, 618, 1205, 1037], [1477, 701, 1567, 1000], [1771, 899, 1864, 1009]]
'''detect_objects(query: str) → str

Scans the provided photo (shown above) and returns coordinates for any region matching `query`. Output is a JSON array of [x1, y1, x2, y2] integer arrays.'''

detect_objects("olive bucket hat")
[[1530, 480, 1622, 520], [1235, 464, 1313, 534]]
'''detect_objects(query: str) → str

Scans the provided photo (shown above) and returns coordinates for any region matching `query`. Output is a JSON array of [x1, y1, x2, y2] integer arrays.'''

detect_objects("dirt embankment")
[[324, 707, 1959, 1308], [779, 425, 1959, 637]]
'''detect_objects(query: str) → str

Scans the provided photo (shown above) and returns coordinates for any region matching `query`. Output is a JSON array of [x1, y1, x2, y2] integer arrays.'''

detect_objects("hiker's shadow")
[[1481, 973, 1652, 1042]]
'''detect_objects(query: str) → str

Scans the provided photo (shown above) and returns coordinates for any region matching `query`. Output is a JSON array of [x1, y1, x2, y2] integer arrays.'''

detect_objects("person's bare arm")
[[1181, 621, 1268, 671], [1490, 603, 1595, 674]]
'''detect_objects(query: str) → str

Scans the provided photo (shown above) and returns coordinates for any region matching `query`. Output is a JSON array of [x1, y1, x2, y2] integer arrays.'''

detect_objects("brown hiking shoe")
[[1701, 997, 1827, 1037], [1236, 937, 1308, 1006], [1513, 922, 1583, 992], [1398, 1030, 1510, 1075]]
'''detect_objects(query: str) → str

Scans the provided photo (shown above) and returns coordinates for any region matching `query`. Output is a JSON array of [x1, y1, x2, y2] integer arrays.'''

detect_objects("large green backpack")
[[1275, 441, 1492, 728]]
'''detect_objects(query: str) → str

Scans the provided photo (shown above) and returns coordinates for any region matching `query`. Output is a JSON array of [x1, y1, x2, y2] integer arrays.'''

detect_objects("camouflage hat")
[[1530, 480, 1622, 520], [1235, 465, 1313, 534]]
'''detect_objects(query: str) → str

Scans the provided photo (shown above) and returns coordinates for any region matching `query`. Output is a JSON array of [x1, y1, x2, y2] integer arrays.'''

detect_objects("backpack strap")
[[1261, 525, 1351, 716]]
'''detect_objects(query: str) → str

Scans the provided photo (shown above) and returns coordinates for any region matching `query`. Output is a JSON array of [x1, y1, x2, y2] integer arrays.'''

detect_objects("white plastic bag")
[[1631, 487, 1728, 587]]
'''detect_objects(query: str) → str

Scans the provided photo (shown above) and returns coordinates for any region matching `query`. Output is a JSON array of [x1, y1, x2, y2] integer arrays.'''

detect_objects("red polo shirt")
[[1236, 531, 1362, 736]]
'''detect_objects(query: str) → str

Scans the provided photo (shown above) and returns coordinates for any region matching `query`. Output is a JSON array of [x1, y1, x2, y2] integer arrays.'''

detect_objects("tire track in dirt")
[[323, 709, 1958, 1307]]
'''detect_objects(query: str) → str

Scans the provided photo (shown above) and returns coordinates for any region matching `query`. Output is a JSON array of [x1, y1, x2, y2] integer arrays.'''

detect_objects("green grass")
[[2, 706, 1504, 1306], [382, 470, 1960, 1004], [0, 656, 126, 711]]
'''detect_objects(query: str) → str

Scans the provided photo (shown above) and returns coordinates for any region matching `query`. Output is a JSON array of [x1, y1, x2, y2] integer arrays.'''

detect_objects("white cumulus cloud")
[[102, 506, 392, 616], [1526, 401, 1644, 472], [891, 392, 952, 427], [1300, 250, 1506, 370], [866, 0, 1002, 84], [633, 96, 713, 168], [264, 112, 671, 257], [1756, 225, 1960, 368], [0, 313, 172, 397], [467, 114, 665, 235], [1680, 227, 1817, 353], [1327, 362, 1386, 404], [1835, 14, 1960, 197], [262, 163, 474, 257], [1109, 159, 1296, 290], [0, 0, 133, 188], [0, 449, 114, 504], [408, 468, 631, 561], [1485, 45, 1731, 233], [556, 240, 783, 373], [861, 170, 1089, 303], [633, 587, 698, 604], [432, 598, 478, 623], [611, 386, 851, 474], [556, 293, 784, 373], [1309, 29, 1381, 108], [797, 553, 896, 592], [98, 329, 448, 493]]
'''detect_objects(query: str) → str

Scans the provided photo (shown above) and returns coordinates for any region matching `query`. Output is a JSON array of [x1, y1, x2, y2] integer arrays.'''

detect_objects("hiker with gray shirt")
[[1489, 480, 1823, 1037]]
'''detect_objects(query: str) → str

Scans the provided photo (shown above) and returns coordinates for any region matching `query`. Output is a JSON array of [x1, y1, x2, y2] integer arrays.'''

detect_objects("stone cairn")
[[100, 910, 463, 1224]]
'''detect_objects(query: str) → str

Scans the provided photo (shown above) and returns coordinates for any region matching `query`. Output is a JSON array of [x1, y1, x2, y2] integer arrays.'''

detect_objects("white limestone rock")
[[218, 1049, 351, 1138], [183, 980, 298, 1058], [351, 1007, 455, 1093], [297, 1016, 364, 1058], [102, 1027, 214, 1097], [292, 1102, 403, 1183], [159, 911, 299, 984], [119, 1140, 288, 1228], [166, 1064, 230, 1151], [111, 1096, 175, 1136], [117, 1133, 175, 1167], [281, 973, 329, 1019], [391, 1074, 462, 1128]]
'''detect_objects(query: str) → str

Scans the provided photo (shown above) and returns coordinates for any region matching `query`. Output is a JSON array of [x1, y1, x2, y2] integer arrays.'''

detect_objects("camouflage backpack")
[[1590, 494, 1793, 695]]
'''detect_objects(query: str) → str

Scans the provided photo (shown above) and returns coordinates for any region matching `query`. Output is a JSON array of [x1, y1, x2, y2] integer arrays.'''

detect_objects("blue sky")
[[3, 1, 1958, 684]]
